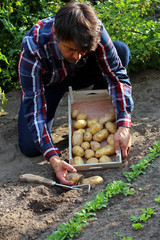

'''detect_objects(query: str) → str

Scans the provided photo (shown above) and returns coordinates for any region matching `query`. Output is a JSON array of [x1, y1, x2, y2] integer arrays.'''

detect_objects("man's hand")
[[49, 155, 77, 185], [114, 126, 131, 161]]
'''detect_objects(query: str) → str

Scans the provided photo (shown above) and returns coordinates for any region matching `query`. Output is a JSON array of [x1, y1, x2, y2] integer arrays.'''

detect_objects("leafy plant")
[[0, 87, 7, 116], [132, 223, 144, 230], [130, 207, 157, 230], [154, 195, 160, 203], [45, 180, 134, 240], [123, 141, 160, 181], [94, 0, 160, 72], [0, 0, 63, 90]]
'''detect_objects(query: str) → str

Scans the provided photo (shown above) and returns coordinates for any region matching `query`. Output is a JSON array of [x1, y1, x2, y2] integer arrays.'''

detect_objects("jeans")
[[18, 41, 131, 157]]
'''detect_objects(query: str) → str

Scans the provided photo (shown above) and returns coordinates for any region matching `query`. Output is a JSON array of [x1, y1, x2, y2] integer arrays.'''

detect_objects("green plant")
[[94, 0, 160, 72], [0, 0, 63, 90], [0, 87, 7, 116], [123, 141, 160, 181], [45, 180, 134, 239], [130, 207, 157, 230], [155, 195, 160, 203], [132, 223, 144, 230]]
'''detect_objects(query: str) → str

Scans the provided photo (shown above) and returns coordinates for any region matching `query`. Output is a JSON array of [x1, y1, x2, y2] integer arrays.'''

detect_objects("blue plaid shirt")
[[18, 16, 134, 160]]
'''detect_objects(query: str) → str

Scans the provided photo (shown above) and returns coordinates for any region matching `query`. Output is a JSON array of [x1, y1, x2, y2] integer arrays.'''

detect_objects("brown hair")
[[54, 1, 101, 52]]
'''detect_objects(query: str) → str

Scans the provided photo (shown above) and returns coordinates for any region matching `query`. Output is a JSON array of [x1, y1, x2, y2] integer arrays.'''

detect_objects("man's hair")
[[54, 1, 101, 52]]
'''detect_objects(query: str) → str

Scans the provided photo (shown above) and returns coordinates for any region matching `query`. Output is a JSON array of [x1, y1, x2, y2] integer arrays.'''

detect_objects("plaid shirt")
[[18, 16, 134, 160]]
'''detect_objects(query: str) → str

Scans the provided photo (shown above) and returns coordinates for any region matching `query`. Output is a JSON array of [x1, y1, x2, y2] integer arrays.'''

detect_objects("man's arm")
[[96, 23, 134, 159]]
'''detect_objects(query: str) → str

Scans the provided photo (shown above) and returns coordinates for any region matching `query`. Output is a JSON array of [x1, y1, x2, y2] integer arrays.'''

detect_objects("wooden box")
[[68, 87, 122, 171]]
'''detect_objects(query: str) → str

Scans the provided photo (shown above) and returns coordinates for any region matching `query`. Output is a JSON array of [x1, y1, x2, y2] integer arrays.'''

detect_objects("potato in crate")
[[68, 86, 122, 171]]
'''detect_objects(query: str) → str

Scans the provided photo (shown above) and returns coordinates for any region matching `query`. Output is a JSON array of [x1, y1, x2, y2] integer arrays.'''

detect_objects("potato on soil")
[[87, 118, 98, 127], [73, 156, 84, 165], [86, 158, 98, 164], [89, 122, 103, 135], [66, 172, 83, 184], [74, 119, 87, 129], [81, 141, 90, 150], [71, 109, 79, 119], [105, 121, 116, 134], [72, 130, 83, 146], [99, 113, 116, 125], [81, 176, 103, 186], [72, 146, 84, 157], [76, 113, 88, 120], [99, 155, 112, 163], [107, 134, 115, 145], [83, 131, 92, 142], [84, 149, 95, 159], [95, 144, 115, 158], [90, 141, 101, 151], [93, 129, 109, 142]]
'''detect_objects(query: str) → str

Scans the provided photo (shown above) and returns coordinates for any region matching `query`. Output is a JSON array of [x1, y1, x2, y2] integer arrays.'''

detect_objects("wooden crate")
[[68, 86, 122, 171]]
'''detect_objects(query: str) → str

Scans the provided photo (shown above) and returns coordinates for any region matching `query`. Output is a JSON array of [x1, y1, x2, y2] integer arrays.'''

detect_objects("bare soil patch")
[[0, 69, 160, 240]]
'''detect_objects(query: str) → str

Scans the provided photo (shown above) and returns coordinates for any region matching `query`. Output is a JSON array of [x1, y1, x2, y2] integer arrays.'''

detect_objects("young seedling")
[[123, 141, 160, 182], [130, 207, 157, 230], [45, 181, 134, 240], [154, 195, 160, 203]]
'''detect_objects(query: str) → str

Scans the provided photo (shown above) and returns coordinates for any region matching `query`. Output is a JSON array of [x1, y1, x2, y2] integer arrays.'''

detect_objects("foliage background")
[[0, 0, 160, 92]]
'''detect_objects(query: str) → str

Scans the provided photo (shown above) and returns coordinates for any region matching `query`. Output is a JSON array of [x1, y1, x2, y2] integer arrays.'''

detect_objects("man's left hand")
[[114, 126, 131, 160]]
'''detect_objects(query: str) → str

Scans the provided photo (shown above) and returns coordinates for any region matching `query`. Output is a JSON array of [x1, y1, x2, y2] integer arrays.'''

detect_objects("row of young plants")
[[44, 141, 160, 240], [0, 0, 160, 91]]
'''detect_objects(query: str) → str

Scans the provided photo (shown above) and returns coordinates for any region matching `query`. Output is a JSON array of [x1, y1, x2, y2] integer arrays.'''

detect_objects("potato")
[[87, 118, 98, 127], [76, 113, 88, 121], [89, 122, 103, 135], [66, 172, 83, 184], [72, 130, 83, 146], [107, 134, 115, 145], [81, 176, 103, 186], [71, 109, 79, 119], [95, 144, 115, 158], [72, 146, 84, 157], [99, 155, 112, 163], [83, 131, 92, 142], [86, 157, 98, 164], [74, 119, 87, 129], [90, 141, 101, 151], [99, 113, 116, 125], [81, 142, 90, 150], [84, 149, 95, 159], [105, 121, 116, 134], [93, 129, 109, 142], [73, 156, 84, 165]]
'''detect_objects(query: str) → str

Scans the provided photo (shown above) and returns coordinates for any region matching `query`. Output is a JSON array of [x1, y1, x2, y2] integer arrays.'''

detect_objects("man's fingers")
[[62, 161, 77, 173]]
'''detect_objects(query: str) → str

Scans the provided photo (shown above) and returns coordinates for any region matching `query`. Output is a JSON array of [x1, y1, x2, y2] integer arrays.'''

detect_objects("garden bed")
[[0, 69, 160, 240]]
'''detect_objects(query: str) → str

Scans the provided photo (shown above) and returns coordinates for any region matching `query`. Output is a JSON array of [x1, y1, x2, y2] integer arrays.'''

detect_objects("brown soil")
[[0, 69, 160, 240]]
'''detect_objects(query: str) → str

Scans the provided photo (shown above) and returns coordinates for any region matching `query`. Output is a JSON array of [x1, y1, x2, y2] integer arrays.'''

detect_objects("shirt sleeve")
[[96, 23, 134, 128], [18, 48, 61, 160]]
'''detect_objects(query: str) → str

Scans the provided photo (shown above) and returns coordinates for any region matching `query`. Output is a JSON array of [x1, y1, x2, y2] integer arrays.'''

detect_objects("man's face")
[[57, 40, 87, 64]]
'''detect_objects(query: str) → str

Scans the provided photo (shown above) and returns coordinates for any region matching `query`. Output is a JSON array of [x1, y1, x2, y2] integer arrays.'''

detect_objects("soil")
[[0, 69, 160, 240]]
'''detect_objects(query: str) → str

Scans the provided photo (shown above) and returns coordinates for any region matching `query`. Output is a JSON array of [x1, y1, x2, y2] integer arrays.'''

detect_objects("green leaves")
[[44, 180, 134, 240], [130, 207, 157, 230], [94, 0, 160, 72], [123, 141, 160, 181]]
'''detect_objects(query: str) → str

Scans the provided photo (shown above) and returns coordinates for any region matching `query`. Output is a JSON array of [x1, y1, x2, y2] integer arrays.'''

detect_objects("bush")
[[93, 0, 160, 72], [0, 0, 63, 90], [0, 0, 160, 91]]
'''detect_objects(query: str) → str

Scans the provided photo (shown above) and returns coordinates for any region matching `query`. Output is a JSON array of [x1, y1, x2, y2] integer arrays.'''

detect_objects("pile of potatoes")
[[71, 109, 117, 165]]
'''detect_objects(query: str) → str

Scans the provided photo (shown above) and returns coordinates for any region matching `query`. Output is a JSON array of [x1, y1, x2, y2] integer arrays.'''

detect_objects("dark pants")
[[18, 41, 131, 157]]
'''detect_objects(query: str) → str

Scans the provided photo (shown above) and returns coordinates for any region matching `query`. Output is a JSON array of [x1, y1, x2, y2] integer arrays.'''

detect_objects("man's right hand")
[[49, 155, 77, 185]]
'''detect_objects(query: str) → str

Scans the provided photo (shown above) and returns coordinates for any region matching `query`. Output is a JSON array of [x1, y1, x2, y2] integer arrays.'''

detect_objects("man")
[[18, 1, 134, 186]]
